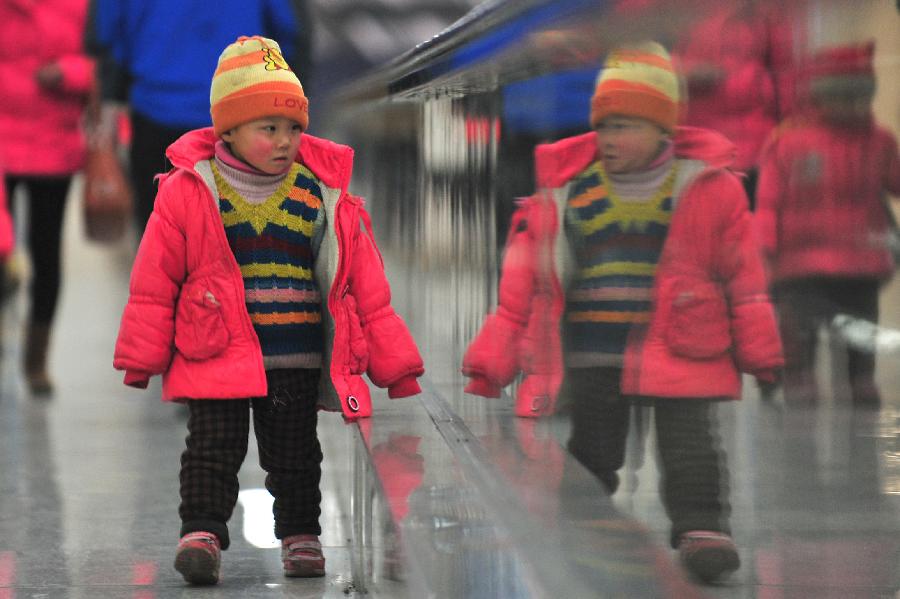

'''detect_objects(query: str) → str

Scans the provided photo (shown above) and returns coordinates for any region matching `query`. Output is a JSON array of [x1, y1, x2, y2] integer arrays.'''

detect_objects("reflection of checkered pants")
[[565, 367, 730, 547], [179, 369, 323, 550]]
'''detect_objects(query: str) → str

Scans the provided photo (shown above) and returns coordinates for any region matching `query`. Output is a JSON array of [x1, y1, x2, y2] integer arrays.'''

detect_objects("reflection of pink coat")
[[675, 2, 795, 171], [113, 128, 424, 420], [755, 116, 900, 283], [0, 0, 93, 175], [463, 128, 782, 417]]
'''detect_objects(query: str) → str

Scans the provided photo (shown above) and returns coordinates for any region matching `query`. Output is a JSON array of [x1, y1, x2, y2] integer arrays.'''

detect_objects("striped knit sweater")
[[211, 155, 326, 370], [563, 155, 676, 367]]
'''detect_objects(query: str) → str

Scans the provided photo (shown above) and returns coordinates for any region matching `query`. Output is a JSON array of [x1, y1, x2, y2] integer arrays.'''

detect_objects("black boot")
[[24, 322, 53, 396]]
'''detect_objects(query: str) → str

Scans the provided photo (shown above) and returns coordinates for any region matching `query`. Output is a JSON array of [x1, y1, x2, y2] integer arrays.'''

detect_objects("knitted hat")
[[210, 36, 309, 136], [590, 41, 680, 132], [807, 41, 876, 98]]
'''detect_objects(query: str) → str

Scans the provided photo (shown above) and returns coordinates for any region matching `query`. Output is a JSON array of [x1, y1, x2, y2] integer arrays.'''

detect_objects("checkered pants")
[[179, 369, 323, 550]]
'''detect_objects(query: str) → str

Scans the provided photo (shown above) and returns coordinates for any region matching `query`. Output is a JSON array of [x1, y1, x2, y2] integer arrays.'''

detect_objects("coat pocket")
[[344, 292, 369, 374], [174, 279, 230, 360], [341, 289, 369, 374], [665, 281, 732, 359]]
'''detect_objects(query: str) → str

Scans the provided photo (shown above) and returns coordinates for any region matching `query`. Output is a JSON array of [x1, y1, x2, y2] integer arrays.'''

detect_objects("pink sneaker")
[[281, 534, 325, 577], [174, 531, 221, 585], [677, 530, 740, 584]]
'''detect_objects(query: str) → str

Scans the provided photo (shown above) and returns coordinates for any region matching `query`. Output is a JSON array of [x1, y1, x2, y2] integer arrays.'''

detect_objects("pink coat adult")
[[0, 0, 94, 176], [674, 1, 796, 172], [755, 115, 900, 283], [462, 127, 783, 417], [113, 128, 424, 420]]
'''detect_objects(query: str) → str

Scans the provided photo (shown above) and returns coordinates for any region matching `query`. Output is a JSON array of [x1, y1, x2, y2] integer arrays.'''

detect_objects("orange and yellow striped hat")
[[210, 36, 309, 136], [590, 41, 680, 132]]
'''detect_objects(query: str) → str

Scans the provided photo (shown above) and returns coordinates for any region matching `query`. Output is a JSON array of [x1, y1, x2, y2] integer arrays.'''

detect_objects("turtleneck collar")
[[213, 141, 292, 205]]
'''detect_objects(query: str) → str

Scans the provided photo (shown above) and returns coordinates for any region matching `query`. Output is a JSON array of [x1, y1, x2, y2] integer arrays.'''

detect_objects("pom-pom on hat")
[[590, 41, 680, 132], [807, 41, 876, 99], [210, 36, 309, 136]]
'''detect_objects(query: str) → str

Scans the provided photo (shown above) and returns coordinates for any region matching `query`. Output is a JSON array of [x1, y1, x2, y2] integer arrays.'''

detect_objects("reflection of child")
[[463, 42, 782, 584], [113, 36, 423, 585], [755, 42, 900, 408]]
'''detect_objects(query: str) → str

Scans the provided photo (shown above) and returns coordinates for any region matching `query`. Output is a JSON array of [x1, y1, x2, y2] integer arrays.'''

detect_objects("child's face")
[[221, 116, 303, 174], [594, 116, 668, 174]]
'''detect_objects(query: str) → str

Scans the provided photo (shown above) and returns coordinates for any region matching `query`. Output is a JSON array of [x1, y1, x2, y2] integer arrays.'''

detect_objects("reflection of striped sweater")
[[212, 160, 325, 370], [563, 158, 675, 367]]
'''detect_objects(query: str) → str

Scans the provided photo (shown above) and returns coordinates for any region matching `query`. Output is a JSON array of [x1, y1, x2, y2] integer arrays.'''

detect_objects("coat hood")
[[534, 126, 737, 189], [164, 127, 355, 192]]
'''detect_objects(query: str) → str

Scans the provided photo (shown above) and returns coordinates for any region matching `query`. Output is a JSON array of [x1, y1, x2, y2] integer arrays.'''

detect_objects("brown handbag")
[[82, 89, 132, 243], [83, 144, 132, 242]]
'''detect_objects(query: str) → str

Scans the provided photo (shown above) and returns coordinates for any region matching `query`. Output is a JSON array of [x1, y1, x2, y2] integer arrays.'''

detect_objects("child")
[[462, 42, 782, 584], [755, 41, 900, 408], [113, 36, 424, 585]]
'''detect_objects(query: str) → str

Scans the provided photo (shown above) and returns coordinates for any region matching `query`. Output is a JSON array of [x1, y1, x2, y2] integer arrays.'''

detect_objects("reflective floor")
[[1, 182, 899, 598]]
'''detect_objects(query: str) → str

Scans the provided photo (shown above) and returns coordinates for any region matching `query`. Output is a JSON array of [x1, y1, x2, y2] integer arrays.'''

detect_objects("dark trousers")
[[129, 111, 191, 235], [774, 277, 881, 407], [565, 367, 730, 547], [179, 369, 323, 550], [3, 175, 71, 324]]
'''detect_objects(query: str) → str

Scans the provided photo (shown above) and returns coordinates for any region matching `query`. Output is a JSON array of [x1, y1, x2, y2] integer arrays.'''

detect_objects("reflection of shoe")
[[174, 531, 220, 585], [677, 530, 740, 584], [282, 534, 325, 577], [25, 323, 54, 396]]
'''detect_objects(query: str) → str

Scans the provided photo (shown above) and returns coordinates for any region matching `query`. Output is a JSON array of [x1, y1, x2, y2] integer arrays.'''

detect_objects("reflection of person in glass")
[[755, 42, 900, 409], [463, 42, 782, 584], [675, 0, 796, 209]]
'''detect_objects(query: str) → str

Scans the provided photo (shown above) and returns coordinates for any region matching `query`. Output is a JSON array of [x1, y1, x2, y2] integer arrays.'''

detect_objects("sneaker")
[[174, 531, 221, 585], [282, 534, 325, 577], [677, 530, 740, 584]]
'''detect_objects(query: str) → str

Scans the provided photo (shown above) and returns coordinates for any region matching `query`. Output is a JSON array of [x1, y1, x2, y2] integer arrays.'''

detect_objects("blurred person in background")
[[0, 0, 94, 395], [674, 0, 797, 209], [755, 41, 900, 409], [463, 42, 783, 584], [84, 0, 313, 235]]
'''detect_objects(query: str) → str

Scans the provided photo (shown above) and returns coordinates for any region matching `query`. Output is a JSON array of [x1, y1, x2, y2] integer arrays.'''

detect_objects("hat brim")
[[212, 91, 309, 136]]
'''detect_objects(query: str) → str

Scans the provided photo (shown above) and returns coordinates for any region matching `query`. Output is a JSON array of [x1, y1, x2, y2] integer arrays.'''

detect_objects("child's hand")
[[753, 369, 782, 385], [35, 63, 63, 91]]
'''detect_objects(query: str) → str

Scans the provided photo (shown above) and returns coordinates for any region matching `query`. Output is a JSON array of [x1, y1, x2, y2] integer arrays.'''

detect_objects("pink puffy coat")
[[755, 115, 900, 283], [462, 128, 783, 417], [0, 0, 94, 176], [113, 128, 424, 420]]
